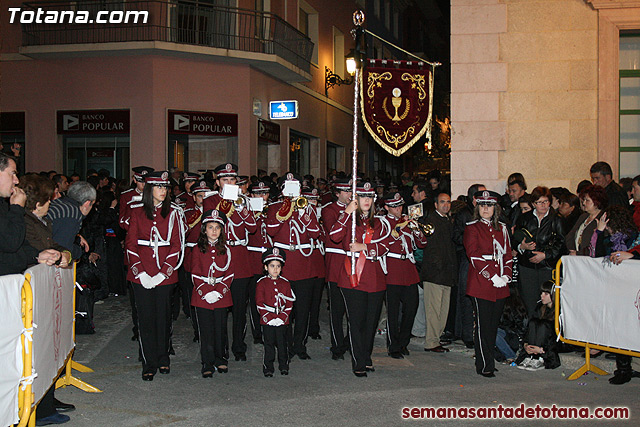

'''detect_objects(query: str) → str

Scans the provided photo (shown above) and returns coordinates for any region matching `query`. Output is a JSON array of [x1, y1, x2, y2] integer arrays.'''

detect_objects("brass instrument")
[[407, 219, 435, 236], [294, 196, 308, 210], [233, 196, 246, 208]]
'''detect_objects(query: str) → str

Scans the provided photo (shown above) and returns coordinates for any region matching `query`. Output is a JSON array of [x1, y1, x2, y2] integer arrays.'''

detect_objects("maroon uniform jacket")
[[125, 202, 186, 286], [385, 214, 428, 286], [118, 187, 143, 232], [463, 219, 513, 302], [247, 210, 272, 276], [329, 213, 395, 293], [319, 190, 333, 207], [182, 205, 203, 273], [256, 275, 295, 325], [309, 227, 326, 280], [190, 243, 234, 309], [322, 201, 347, 283], [203, 193, 257, 279], [266, 200, 321, 281], [175, 191, 195, 211]]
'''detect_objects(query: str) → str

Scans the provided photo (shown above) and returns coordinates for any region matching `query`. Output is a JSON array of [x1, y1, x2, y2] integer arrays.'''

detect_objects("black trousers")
[[133, 283, 174, 374], [248, 275, 263, 340], [472, 296, 506, 375], [341, 287, 385, 372], [308, 277, 325, 337], [386, 283, 418, 353], [518, 266, 552, 317], [263, 325, 289, 373], [456, 255, 474, 343], [328, 281, 349, 356], [128, 280, 138, 338], [195, 306, 228, 371], [177, 267, 193, 318], [288, 278, 314, 355], [184, 271, 199, 339], [230, 277, 250, 356]]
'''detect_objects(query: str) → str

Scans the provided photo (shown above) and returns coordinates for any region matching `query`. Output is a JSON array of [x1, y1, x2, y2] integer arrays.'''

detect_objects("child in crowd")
[[190, 209, 234, 378], [516, 280, 561, 371], [256, 248, 295, 377], [495, 289, 527, 364]]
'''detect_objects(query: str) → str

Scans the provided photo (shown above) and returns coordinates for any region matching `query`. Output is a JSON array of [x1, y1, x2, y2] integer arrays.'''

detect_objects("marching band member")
[[266, 172, 321, 360], [321, 178, 352, 360], [256, 247, 295, 377], [125, 171, 186, 381], [175, 171, 201, 210], [304, 187, 326, 341], [330, 182, 396, 377], [463, 190, 513, 378], [202, 163, 257, 361], [317, 178, 333, 207], [182, 179, 210, 342], [247, 181, 273, 345], [190, 209, 234, 377], [382, 192, 428, 359], [119, 165, 153, 342]]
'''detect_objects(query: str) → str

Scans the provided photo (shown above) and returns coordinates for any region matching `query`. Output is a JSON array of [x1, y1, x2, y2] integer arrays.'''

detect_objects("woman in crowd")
[[19, 174, 71, 267], [518, 194, 533, 215], [557, 191, 582, 234], [591, 205, 639, 258], [464, 190, 512, 378], [125, 171, 185, 381], [190, 209, 234, 378], [330, 182, 395, 377], [513, 186, 566, 316], [565, 184, 608, 256]]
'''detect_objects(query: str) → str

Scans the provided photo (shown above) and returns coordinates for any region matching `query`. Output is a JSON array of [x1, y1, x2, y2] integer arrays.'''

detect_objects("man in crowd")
[[505, 177, 527, 226], [590, 161, 628, 207]]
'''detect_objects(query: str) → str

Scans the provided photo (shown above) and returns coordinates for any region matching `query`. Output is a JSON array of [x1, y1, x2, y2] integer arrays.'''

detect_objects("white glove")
[[267, 318, 284, 326], [149, 273, 165, 288], [138, 272, 154, 289], [501, 275, 511, 285], [204, 291, 222, 304], [490, 274, 507, 288]]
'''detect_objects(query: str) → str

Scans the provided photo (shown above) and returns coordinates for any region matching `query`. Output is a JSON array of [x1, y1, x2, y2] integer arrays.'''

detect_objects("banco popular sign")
[[168, 110, 238, 136], [57, 110, 130, 134]]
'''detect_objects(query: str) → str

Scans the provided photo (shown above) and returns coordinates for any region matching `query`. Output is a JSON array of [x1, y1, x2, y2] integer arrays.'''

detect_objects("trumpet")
[[407, 219, 435, 236], [294, 196, 308, 210], [234, 196, 246, 208]]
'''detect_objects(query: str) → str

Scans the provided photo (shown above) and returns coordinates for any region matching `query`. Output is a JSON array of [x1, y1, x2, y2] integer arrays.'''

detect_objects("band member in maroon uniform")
[[203, 163, 257, 361], [182, 180, 210, 341], [303, 186, 325, 341], [256, 247, 295, 377], [174, 171, 200, 210], [464, 190, 513, 378], [247, 181, 272, 344], [382, 192, 428, 359], [330, 182, 396, 377], [190, 209, 234, 377], [317, 178, 333, 207], [266, 172, 321, 360], [125, 171, 186, 381], [322, 178, 352, 360], [119, 166, 153, 341]]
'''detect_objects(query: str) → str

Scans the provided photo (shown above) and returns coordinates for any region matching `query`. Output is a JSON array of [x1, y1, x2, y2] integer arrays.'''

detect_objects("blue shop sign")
[[269, 100, 298, 120]]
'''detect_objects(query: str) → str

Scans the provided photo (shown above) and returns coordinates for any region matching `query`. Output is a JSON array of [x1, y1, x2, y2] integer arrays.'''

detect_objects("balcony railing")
[[21, 0, 313, 73]]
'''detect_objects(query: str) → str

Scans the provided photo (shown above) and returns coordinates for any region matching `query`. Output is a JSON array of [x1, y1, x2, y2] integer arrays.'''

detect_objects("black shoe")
[[440, 331, 456, 341], [480, 372, 496, 378], [464, 341, 474, 349], [142, 373, 154, 381], [298, 352, 311, 360], [35, 413, 70, 426], [309, 333, 322, 340], [193, 334, 199, 343], [159, 366, 170, 374], [331, 352, 344, 360], [253, 337, 264, 345], [131, 334, 138, 341], [280, 370, 289, 375], [400, 346, 410, 356], [632, 371, 640, 378], [609, 373, 632, 384], [235, 353, 247, 361], [169, 346, 175, 355], [217, 365, 228, 373], [202, 371, 213, 378], [54, 398, 75, 413], [264, 371, 274, 377], [354, 371, 367, 377], [440, 339, 452, 346], [365, 366, 375, 372], [388, 351, 404, 359]]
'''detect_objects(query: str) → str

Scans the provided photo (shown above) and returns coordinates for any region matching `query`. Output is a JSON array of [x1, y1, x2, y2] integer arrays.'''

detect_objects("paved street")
[[53, 295, 639, 426]]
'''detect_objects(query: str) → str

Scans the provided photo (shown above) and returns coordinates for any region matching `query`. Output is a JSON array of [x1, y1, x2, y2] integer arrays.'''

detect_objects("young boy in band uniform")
[[256, 247, 296, 377]]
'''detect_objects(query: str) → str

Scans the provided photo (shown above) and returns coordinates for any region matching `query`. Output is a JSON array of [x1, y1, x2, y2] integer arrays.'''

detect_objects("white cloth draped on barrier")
[[27, 264, 75, 405], [0, 274, 25, 427], [561, 255, 640, 352]]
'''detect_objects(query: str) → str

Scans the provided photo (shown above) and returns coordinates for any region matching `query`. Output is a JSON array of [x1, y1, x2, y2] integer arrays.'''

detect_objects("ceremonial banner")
[[561, 256, 640, 352], [0, 274, 24, 427], [360, 59, 433, 157]]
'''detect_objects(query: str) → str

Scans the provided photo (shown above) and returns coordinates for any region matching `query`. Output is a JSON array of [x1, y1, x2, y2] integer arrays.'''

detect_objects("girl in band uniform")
[[190, 209, 234, 378]]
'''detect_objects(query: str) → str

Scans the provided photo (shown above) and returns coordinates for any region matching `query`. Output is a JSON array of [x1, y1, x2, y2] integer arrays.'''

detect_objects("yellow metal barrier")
[[554, 258, 640, 380]]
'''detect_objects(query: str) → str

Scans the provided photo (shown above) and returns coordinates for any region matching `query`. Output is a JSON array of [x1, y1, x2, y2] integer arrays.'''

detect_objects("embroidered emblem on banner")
[[361, 59, 434, 157]]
